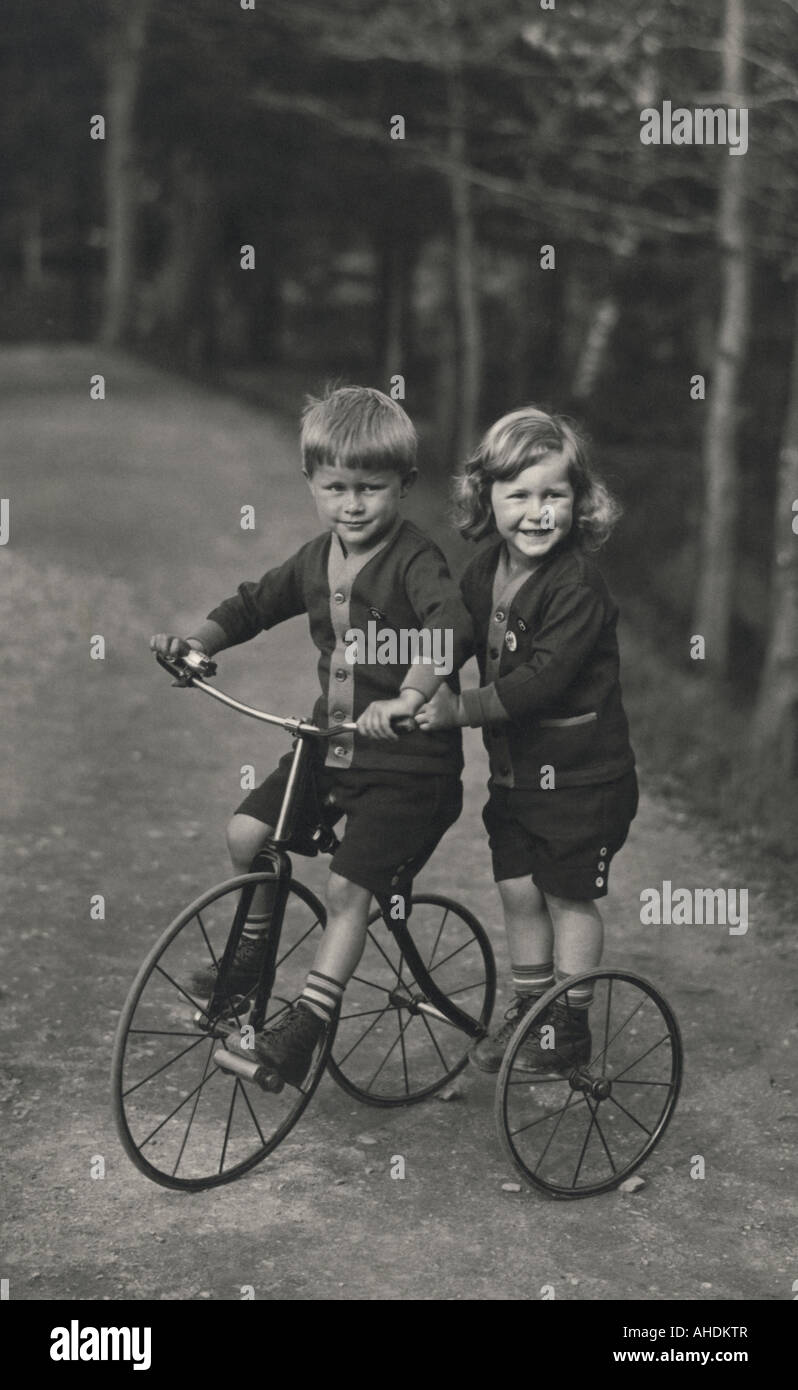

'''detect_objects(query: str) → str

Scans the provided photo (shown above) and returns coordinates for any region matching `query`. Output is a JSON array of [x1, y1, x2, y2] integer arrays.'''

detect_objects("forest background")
[[3, 0, 798, 865]]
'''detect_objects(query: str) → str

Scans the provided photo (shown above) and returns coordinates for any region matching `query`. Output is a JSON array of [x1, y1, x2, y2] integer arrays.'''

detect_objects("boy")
[[151, 387, 469, 1087]]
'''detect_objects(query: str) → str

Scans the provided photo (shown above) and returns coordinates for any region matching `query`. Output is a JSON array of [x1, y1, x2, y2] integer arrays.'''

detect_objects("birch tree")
[[692, 0, 751, 676]]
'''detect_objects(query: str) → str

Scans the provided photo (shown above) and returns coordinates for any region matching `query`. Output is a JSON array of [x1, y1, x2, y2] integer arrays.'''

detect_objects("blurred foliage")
[[2, 0, 798, 824]]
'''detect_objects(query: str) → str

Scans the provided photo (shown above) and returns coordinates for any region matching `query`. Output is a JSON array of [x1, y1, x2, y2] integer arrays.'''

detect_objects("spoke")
[[584, 1096, 617, 1174], [339, 1006, 394, 1021], [194, 909, 220, 976], [261, 996, 293, 1029], [398, 1012, 410, 1095], [611, 1035, 671, 1081], [445, 979, 485, 999], [172, 1042, 216, 1176], [607, 1093, 654, 1136], [364, 1011, 414, 1090], [236, 1076, 267, 1146], [589, 992, 650, 1070], [138, 1061, 220, 1149], [612, 1077, 671, 1087], [510, 1094, 576, 1139], [603, 976, 613, 1062], [275, 917, 322, 970], [129, 1028, 206, 1038], [218, 1075, 239, 1173], [571, 1096, 598, 1187], [334, 1006, 390, 1066], [365, 925, 402, 979], [506, 1073, 568, 1086], [527, 1091, 579, 1173], [426, 907, 450, 970], [419, 1011, 451, 1073], [122, 1033, 210, 1097], [425, 935, 473, 975], [153, 963, 213, 1021], [349, 971, 395, 995]]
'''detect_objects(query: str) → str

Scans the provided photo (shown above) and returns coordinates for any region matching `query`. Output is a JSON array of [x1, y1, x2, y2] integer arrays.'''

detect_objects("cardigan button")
[[334, 745, 348, 758], [332, 709, 345, 721], [335, 669, 348, 681], [494, 609, 505, 622], [595, 876, 604, 887], [333, 592, 346, 604], [489, 647, 500, 660], [599, 846, 608, 856]]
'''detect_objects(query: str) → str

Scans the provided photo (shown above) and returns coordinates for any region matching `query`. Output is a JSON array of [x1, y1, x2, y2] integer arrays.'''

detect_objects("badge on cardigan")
[[505, 630, 517, 652]]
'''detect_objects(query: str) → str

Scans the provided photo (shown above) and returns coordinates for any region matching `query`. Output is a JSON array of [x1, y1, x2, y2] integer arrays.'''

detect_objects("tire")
[[495, 969, 682, 1198], [111, 873, 332, 1190]]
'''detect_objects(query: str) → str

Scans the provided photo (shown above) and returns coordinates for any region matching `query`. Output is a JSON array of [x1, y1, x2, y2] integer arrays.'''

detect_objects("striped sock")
[[512, 962, 555, 999], [301, 970, 344, 1023], [556, 972, 594, 1010], [242, 913, 271, 942]]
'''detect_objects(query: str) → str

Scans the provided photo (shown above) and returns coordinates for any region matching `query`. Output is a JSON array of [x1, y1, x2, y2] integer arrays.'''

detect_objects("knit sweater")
[[459, 538, 635, 788]]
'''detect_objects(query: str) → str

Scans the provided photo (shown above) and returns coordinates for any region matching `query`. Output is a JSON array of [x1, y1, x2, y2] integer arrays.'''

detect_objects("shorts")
[[237, 749, 463, 909], [482, 770, 638, 900]]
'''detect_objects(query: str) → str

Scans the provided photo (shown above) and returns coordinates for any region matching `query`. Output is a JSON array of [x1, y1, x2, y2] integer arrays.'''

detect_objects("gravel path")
[[2, 345, 795, 1301]]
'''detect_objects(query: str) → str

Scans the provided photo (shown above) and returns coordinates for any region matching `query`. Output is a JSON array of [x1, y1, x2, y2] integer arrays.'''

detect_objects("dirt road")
[[2, 346, 795, 1301]]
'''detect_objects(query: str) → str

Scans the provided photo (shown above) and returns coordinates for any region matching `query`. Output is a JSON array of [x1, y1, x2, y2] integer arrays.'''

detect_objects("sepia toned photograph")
[[2, 0, 796, 1330]]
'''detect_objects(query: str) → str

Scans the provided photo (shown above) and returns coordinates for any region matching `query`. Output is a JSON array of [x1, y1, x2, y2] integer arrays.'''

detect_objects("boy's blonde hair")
[[453, 406, 621, 550], [301, 386, 417, 479]]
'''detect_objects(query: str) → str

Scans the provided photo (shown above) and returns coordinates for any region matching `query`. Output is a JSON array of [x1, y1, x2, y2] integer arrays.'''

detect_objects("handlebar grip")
[[155, 649, 217, 684], [392, 715, 418, 734], [155, 651, 188, 680]]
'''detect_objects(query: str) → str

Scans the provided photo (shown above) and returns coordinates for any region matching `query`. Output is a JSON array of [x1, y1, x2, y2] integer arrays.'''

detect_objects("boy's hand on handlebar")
[[150, 635, 204, 660], [356, 693, 420, 741]]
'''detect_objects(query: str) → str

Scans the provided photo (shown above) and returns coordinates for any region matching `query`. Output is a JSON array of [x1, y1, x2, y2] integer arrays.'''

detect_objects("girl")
[[416, 407, 638, 1072]]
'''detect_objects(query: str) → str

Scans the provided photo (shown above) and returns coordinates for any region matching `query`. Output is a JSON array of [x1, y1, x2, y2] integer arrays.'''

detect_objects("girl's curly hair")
[[452, 406, 621, 551]]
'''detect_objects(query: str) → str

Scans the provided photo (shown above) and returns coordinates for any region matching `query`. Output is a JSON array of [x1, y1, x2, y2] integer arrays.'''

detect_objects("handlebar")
[[154, 651, 416, 737]]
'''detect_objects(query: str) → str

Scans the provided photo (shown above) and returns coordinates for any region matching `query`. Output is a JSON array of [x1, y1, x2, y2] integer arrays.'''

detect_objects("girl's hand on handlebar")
[[415, 684, 461, 731]]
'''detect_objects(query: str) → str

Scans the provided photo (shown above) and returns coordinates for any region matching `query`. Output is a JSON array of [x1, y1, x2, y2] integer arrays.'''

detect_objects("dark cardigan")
[[459, 538, 636, 789]]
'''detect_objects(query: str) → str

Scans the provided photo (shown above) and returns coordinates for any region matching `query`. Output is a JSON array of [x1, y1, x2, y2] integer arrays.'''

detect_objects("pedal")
[[213, 1047, 284, 1093]]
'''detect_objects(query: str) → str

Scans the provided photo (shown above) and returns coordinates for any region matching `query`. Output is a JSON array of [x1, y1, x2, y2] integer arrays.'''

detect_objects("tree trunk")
[[751, 285, 798, 774], [21, 204, 44, 289], [570, 230, 639, 403], [692, 0, 750, 675], [146, 152, 220, 369], [376, 215, 414, 389], [100, 0, 151, 346], [445, 67, 481, 465]]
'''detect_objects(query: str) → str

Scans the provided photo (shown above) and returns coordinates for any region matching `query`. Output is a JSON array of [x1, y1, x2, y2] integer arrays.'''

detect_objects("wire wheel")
[[327, 894, 496, 1106], [111, 873, 331, 1190], [495, 969, 682, 1198]]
